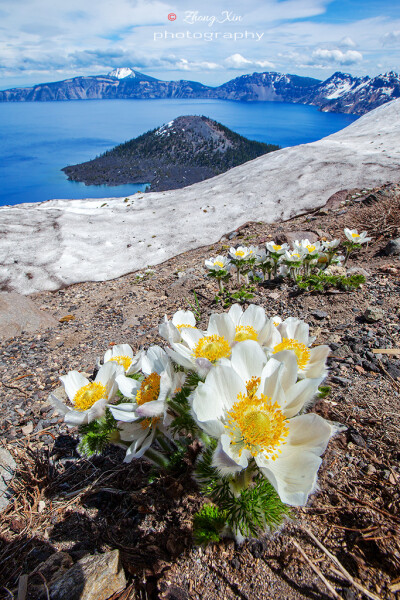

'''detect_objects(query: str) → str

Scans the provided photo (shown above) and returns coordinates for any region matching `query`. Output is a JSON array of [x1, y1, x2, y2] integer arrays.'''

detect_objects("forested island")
[[62, 115, 279, 192]]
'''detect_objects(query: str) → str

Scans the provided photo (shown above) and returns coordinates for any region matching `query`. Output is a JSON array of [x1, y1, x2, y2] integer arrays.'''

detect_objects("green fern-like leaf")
[[193, 504, 228, 545], [78, 408, 119, 457]]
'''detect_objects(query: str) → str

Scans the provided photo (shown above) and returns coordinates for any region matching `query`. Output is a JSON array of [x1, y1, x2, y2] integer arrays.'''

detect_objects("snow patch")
[[108, 68, 136, 79], [1, 99, 400, 295]]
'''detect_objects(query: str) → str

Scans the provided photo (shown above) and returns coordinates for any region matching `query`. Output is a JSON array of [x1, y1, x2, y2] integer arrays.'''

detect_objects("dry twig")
[[292, 540, 344, 600], [301, 527, 383, 600]]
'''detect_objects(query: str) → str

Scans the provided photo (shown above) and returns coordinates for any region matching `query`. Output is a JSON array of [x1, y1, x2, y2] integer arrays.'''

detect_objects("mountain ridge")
[[1, 68, 399, 114]]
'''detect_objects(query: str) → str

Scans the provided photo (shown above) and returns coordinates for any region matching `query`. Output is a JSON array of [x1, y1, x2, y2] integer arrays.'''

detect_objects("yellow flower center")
[[214, 260, 224, 268], [292, 253, 301, 259], [193, 334, 231, 362], [351, 233, 360, 238], [73, 382, 107, 411], [306, 244, 316, 253], [109, 355, 132, 371], [176, 323, 196, 331], [272, 244, 282, 251], [234, 325, 258, 343], [226, 381, 288, 459], [235, 250, 245, 257], [136, 372, 161, 406], [273, 338, 311, 370]]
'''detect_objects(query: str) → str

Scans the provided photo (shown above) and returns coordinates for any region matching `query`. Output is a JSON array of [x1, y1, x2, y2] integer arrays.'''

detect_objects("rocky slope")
[[62, 115, 279, 191], [0, 185, 399, 599], [0, 98, 400, 295], [1, 68, 399, 114]]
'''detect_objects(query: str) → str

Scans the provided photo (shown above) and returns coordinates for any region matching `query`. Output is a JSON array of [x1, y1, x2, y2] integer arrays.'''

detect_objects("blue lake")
[[0, 99, 358, 207]]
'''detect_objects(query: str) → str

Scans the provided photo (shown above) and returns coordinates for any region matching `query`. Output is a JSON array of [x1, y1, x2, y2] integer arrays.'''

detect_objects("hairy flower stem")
[[218, 278, 224, 294], [229, 468, 254, 497], [144, 447, 170, 469], [344, 248, 351, 266], [236, 269, 241, 285], [156, 434, 174, 454]]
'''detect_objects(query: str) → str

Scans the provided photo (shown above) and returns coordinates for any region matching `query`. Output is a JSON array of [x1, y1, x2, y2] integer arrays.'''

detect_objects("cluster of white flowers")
[[205, 228, 371, 286], [51, 304, 335, 521]]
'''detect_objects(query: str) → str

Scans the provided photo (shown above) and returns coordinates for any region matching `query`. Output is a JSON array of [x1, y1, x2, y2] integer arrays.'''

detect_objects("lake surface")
[[0, 99, 358, 207]]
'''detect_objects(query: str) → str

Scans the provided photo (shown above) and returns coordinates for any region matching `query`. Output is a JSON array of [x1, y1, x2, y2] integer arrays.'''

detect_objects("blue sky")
[[0, 0, 399, 89]]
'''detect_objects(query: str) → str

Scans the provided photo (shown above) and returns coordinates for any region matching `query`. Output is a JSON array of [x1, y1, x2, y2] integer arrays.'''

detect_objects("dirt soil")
[[0, 183, 399, 600]]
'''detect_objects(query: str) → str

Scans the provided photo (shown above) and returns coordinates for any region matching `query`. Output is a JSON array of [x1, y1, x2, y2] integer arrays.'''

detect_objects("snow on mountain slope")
[[108, 68, 136, 79], [1, 99, 400, 295]]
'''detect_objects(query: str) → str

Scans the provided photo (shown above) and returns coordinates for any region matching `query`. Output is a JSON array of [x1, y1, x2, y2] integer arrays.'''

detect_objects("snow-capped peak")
[[108, 68, 136, 79]]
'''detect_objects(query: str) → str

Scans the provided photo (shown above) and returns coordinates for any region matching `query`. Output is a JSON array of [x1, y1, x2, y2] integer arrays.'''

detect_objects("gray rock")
[[347, 266, 370, 277], [363, 306, 384, 323], [331, 344, 353, 358], [0, 448, 16, 511], [383, 237, 400, 256], [311, 310, 328, 320], [0, 292, 57, 340], [48, 549, 126, 600]]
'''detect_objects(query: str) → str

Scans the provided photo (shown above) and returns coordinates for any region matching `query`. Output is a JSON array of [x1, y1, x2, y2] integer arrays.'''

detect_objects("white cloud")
[[176, 58, 220, 70], [382, 31, 400, 46], [312, 48, 363, 65], [340, 36, 356, 48], [225, 53, 275, 69]]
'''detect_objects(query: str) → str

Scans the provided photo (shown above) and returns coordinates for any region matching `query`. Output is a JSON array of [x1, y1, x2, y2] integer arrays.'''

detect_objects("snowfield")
[[1, 99, 400, 295]]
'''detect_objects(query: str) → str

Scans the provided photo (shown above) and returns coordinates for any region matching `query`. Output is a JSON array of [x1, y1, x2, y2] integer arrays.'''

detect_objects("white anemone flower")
[[293, 239, 321, 257], [103, 344, 143, 375], [344, 228, 371, 244], [266, 241, 289, 255], [283, 250, 303, 263], [269, 317, 330, 379], [322, 239, 340, 250], [167, 304, 280, 376], [159, 310, 197, 345], [229, 246, 257, 260], [205, 255, 231, 271], [109, 346, 183, 462], [50, 362, 124, 425], [192, 341, 332, 506]]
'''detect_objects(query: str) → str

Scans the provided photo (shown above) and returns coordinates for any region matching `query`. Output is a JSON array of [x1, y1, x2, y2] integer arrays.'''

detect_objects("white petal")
[[111, 344, 134, 359], [284, 413, 333, 455], [109, 403, 140, 422], [306, 346, 330, 379], [142, 345, 168, 375], [172, 310, 196, 327], [167, 346, 194, 370], [258, 450, 322, 506], [64, 409, 88, 426], [116, 374, 141, 399], [212, 434, 248, 475], [241, 304, 266, 331], [270, 350, 298, 391], [60, 371, 89, 402], [123, 429, 155, 462], [230, 340, 267, 382], [206, 313, 235, 343], [283, 377, 323, 418], [86, 398, 108, 423], [95, 361, 123, 387], [48, 392, 69, 416], [228, 304, 243, 326], [135, 399, 165, 418], [179, 327, 203, 349], [192, 365, 245, 423]]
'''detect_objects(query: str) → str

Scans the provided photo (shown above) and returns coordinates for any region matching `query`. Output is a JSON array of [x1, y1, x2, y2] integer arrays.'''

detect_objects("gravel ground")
[[0, 182, 399, 600]]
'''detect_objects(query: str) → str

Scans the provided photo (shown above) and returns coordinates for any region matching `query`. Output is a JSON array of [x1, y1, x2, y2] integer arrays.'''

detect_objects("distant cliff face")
[[1, 68, 399, 115], [62, 115, 279, 192]]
